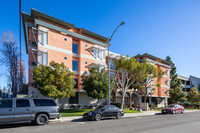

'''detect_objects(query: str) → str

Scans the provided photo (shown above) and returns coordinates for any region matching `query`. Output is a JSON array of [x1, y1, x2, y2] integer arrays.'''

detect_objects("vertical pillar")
[[78, 29, 82, 91], [129, 92, 132, 108]]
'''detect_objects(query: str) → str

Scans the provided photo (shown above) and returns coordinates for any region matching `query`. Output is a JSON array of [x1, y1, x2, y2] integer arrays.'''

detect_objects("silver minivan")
[[0, 98, 60, 125]]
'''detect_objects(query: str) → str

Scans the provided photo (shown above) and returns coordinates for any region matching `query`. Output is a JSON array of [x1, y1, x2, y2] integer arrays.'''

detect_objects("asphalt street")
[[0, 112, 200, 133]]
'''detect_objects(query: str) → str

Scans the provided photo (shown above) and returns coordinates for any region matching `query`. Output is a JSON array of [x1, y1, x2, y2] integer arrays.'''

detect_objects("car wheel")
[[94, 114, 101, 121], [116, 112, 121, 119], [172, 110, 176, 114], [35, 114, 49, 125], [181, 110, 184, 114]]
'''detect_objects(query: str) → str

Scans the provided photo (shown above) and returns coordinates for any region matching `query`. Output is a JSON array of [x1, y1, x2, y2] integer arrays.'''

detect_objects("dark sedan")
[[161, 104, 184, 114], [83, 105, 124, 121]]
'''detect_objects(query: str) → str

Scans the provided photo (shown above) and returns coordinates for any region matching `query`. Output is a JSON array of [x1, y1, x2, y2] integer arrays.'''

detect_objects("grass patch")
[[153, 109, 162, 111], [60, 109, 94, 117], [123, 109, 141, 113]]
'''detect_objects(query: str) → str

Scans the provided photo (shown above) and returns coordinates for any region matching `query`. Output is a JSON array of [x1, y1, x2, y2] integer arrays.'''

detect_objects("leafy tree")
[[115, 56, 139, 109], [81, 66, 115, 105], [32, 61, 75, 99], [165, 56, 186, 103], [136, 61, 164, 103], [187, 87, 199, 103], [198, 84, 200, 91], [169, 83, 187, 103]]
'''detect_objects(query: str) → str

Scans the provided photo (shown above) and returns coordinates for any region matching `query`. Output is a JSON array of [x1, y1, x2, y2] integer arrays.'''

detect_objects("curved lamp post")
[[107, 22, 125, 105]]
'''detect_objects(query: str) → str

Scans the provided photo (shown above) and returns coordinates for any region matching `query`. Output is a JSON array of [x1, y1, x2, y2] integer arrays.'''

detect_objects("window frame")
[[38, 51, 48, 65], [38, 30, 48, 45], [72, 43, 79, 54], [93, 48, 99, 58], [16, 99, 30, 108]]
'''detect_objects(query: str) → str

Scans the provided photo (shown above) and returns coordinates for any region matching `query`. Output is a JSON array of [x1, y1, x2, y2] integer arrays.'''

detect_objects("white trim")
[[93, 45, 106, 50], [94, 62, 106, 66], [161, 85, 170, 88], [146, 58, 171, 69], [39, 43, 73, 55], [38, 44, 106, 63], [39, 26, 49, 32], [162, 75, 169, 78], [38, 48, 48, 53], [72, 53, 79, 58], [80, 53, 105, 62]]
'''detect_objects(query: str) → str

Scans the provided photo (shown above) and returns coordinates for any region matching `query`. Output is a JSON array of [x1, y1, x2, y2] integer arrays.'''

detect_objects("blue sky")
[[0, 0, 200, 89]]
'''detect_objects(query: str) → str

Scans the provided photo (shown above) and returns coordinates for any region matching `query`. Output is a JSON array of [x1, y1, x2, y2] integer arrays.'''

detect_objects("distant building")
[[177, 75, 200, 91]]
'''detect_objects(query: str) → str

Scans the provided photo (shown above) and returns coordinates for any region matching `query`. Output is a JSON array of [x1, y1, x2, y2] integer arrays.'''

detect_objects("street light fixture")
[[150, 89, 154, 110], [107, 22, 125, 105], [133, 88, 138, 111]]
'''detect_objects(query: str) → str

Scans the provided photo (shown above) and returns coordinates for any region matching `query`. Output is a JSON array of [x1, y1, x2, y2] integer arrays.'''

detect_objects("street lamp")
[[107, 22, 125, 105], [149, 90, 154, 110], [133, 88, 138, 111]]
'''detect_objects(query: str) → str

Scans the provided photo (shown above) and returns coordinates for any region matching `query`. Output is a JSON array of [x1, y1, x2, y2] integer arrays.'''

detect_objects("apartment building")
[[22, 9, 171, 108], [22, 9, 108, 106], [108, 53, 171, 108], [177, 75, 200, 92]]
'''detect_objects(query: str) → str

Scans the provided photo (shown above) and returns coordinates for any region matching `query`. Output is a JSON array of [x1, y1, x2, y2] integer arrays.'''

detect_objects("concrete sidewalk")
[[50, 110, 200, 123]]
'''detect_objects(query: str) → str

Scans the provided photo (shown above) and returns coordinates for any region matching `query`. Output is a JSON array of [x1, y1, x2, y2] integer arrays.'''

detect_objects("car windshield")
[[167, 105, 175, 108], [95, 106, 104, 110]]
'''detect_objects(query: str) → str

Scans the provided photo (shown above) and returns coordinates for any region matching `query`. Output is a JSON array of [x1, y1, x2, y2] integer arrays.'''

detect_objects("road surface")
[[1, 112, 200, 133]]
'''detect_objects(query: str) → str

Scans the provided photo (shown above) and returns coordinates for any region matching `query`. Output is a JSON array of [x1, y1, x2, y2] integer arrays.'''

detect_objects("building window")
[[39, 51, 48, 65], [186, 81, 190, 85], [64, 38, 67, 41], [167, 70, 170, 77], [167, 80, 170, 87], [72, 60, 79, 71], [39, 30, 48, 45], [64, 57, 67, 60], [74, 78, 78, 88], [99, 50, 105, 60], [72, 43, 79, 54], [93, 48, 99, 58], [85, 62, 87, 64], [110, 61, 116, 70]]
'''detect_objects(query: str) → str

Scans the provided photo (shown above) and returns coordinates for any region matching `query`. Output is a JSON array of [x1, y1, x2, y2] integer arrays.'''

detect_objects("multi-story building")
[[22, 9, 108, 105], [177, 75, 191, 92], [110, 53, 171, 108], [177, 75, 200, 92], [22, 9, 171, 108]]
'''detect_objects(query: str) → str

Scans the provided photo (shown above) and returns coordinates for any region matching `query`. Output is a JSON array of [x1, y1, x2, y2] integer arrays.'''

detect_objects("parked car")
[[83, 105, 124, 121], [0, 98, 60, 125], [161, 104, 184, 114]]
